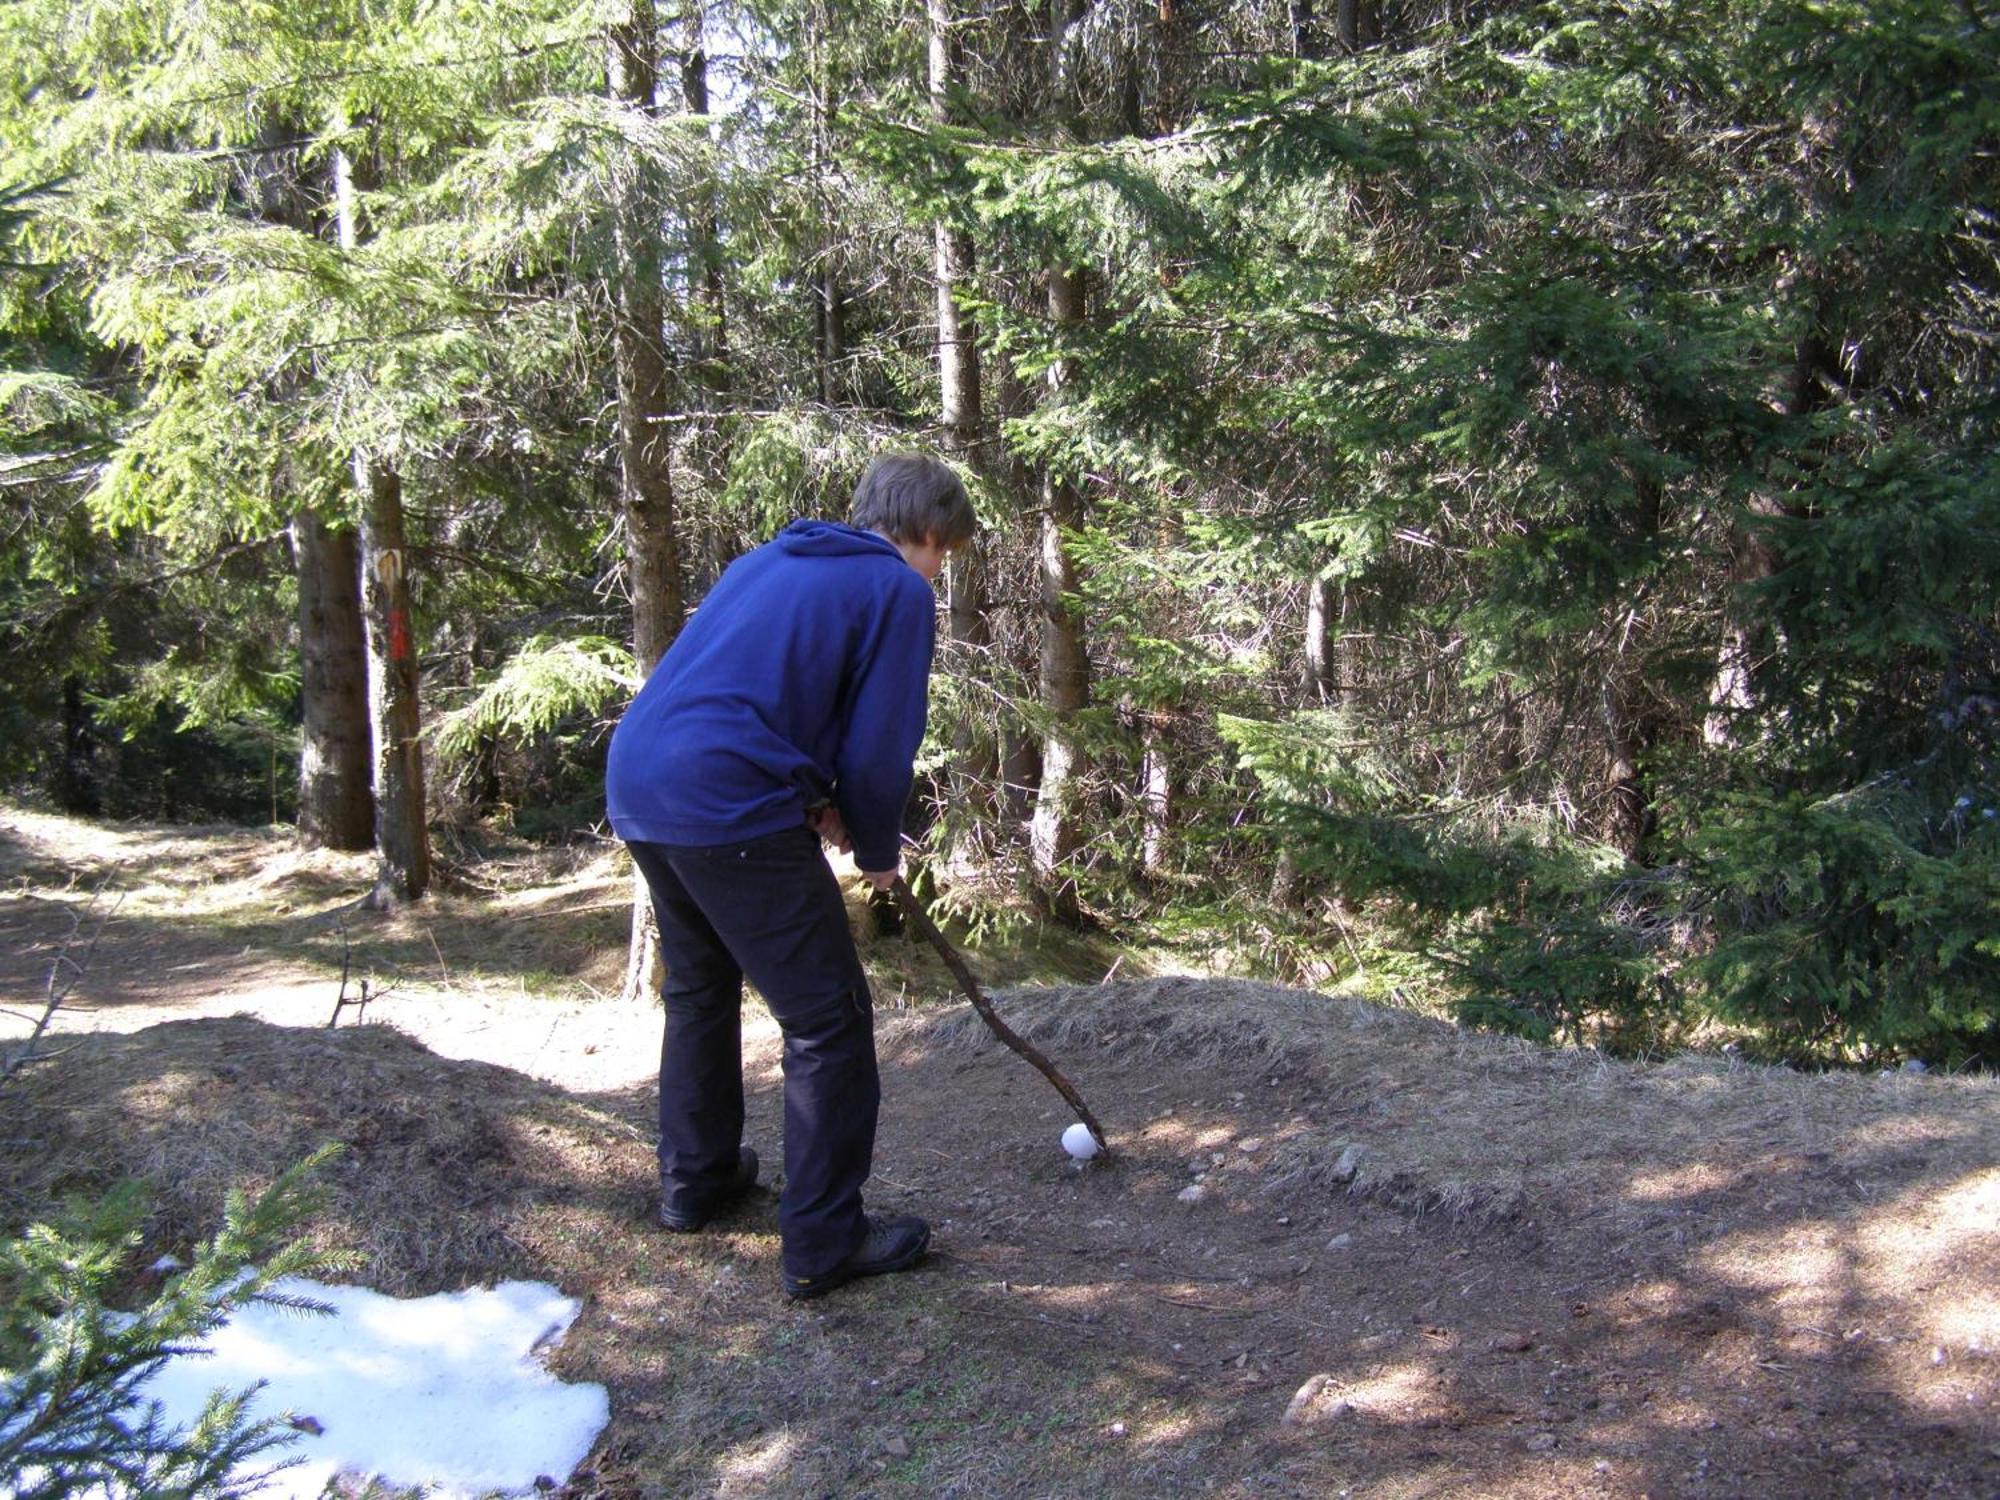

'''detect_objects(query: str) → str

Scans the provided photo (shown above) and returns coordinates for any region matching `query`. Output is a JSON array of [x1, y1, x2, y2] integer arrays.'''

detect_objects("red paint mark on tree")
[[389, 607, 411, 663]]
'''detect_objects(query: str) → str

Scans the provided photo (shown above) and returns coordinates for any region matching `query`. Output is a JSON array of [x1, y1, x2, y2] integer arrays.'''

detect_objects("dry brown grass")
[[4, 804, 1997, 1498], [0, 1017, 654, 1296]]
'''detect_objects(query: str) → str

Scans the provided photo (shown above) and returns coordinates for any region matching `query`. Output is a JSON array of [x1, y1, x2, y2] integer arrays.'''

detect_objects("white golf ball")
[[1061, 1122, 1101, 1159]]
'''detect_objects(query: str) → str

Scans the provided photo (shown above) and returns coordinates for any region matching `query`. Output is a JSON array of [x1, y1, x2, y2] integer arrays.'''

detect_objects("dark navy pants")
[[626, 828, 878, 1279]]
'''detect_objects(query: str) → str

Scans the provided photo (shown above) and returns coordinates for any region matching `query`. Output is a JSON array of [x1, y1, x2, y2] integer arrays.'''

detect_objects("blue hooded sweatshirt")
[[605, 520, 935, 873]]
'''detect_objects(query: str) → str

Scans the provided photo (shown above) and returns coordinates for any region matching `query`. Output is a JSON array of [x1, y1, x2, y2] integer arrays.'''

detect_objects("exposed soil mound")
[[3, 804, 1997, 1497], [0, 1017, 655, 1295], [4, 980, 1994, 1497], [940, 975, 1997, 1233]]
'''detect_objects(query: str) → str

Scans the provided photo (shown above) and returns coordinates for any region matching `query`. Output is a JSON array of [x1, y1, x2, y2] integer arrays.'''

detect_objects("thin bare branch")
[[1, 887, 124, 1093]]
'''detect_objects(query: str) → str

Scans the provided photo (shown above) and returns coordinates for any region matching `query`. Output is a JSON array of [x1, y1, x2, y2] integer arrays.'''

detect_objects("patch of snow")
[[137, 1278, 609, 1499]]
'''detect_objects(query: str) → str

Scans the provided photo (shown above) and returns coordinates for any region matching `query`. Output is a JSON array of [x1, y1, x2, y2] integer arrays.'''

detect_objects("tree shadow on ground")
[[1, 967, 1992, 1498], [568, 991, 1998, 1499], [0, 880, 634, 1023], [0, 803, 642, 1014], [0, 1015, 659, 1294]]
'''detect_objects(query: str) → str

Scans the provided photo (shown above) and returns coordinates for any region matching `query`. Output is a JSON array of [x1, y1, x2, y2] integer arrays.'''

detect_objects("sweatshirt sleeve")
[[833, 573, 937, 873]]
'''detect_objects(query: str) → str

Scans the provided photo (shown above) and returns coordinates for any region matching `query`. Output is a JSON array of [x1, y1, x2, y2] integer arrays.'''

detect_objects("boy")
[[605, 453, 975, 1299]]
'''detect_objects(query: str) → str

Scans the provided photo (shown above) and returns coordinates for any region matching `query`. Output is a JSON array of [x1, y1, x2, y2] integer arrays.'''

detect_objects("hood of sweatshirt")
[[774, 518, 902, 558]]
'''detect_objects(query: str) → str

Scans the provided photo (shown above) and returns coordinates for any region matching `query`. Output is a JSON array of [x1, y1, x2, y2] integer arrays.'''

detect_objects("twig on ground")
[[1, 886, 123, 1093], [327, 919, 395, 1027], [425, 927, 452, 985]]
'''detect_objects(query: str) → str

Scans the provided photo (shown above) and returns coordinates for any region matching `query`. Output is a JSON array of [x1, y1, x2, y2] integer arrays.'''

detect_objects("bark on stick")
[[890, 878, 1111, 1156]]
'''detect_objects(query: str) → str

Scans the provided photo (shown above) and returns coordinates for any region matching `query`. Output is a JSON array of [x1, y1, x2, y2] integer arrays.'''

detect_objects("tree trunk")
[[1708, 106, 1848, 749], [680, 0, 726, 390], [1496, 685, 1522, 780], [610, 0, 687, 999], [817, 268, 845, 406], [1305, 572, 1344, 703], [462, 630, 504, 818], [810, 0, 843, 406], [1140, 715, 1171, 873], [1029, 0, 1091, 921], [1602, 676, 1649, 862], [356, 461, 431, 900], [52, 675, 100, 815], [609, 3, 686, 673], [931, 0, 998, 844], [1289, 0, 1319, 57], [1029, 478, 1090, 916], [1030, 259, 1091, 922], [1704, 296, 1833, 747], [1604, 474, 1663, 863], [260, 122, 373, 851], [1336, 0, 1380, 50], [669, 0, 734, 577], [987, 362, 1041, 832], [293, 512, 374, 850], [1273, 573, 1344, 907], [1703, 492, 1782, 746], [334, 137, 429, 901]]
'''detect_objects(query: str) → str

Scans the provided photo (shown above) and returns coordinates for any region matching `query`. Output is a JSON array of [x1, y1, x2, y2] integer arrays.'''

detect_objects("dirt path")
[[0, 806, 659, 1091], [3, 805, 1996, 1498]]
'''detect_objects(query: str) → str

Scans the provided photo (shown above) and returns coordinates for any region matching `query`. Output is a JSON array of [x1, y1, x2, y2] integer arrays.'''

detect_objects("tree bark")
[[1707, 107, 1848, 749], [609, 2, 686, 673], [1704, 292, 1834, 747], [1703, 493, 1782, 746], [260, 120, 374, 852], [1305, 572, 1344, 703], [1030, 0, 1091, 921], [1289, 0, 1319, 57], [1604, 474, 1663, 863], [293, 512, 374, 850], [1029, 476, 1090, 917], [1140, 715, 1171, 873], [355, 462, 431, 899], [1030, 259, 1091, 921], [931, 0, 998, 842], [810, 0, 844, 406], [1273, 573, 1344, 908], [609, 0, 687, 1000], [1602, 675, 1649, 862], [1336, 0, 1380, 50], [52, 675, 100, 815], [334, 137, 429, 901], [1496, 685, 1523, 780], [680, 0, 727, 390]]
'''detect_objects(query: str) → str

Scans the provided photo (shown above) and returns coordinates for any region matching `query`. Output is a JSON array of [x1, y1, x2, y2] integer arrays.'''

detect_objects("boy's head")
[[850, 454, 977, 553]]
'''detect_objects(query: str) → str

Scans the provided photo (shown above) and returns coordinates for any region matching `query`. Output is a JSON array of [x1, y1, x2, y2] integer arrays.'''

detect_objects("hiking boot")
[[783, 1213, 931, 1300], [658, 1147, 760, 1233]]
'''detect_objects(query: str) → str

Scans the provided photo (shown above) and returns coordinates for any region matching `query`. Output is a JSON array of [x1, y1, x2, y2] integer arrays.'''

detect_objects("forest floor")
[[1, 802, 1996, 1499]]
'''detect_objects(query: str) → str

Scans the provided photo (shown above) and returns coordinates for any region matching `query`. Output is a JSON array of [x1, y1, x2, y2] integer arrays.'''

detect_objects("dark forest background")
[[4, 0, 1995, 1064]]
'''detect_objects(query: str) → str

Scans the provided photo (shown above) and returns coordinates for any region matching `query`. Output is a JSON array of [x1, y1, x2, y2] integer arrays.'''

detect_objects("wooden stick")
[[890, 877, 1112, 1156]]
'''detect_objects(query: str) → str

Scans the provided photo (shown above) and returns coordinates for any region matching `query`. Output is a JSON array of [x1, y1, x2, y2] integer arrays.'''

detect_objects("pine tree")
[[0, 1150, 354, 1500]]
